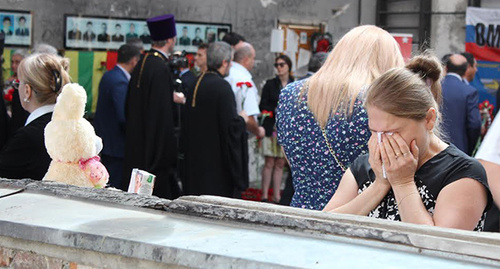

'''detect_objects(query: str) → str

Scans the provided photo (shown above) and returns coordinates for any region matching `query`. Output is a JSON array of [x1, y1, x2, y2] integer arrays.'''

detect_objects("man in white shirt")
[[225, 42, 265, 138]]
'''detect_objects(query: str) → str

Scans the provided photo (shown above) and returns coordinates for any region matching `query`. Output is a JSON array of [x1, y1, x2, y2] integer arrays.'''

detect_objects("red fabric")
[[316, 39, 330, 53], [261, 110, 274, 118], [241, 188, 280, 202], [465, 42, 500, 62], [3, 88, 14, 102], [78, 155, 101, 170], [106, 51, 118, 71], [236, 81, 252, 88], [185, 53, 194, 68], [392, 35, 413, 61]]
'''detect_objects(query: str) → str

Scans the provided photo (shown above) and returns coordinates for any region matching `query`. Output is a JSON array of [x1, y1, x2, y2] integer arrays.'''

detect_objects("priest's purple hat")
[[147, 14, 176, 41]]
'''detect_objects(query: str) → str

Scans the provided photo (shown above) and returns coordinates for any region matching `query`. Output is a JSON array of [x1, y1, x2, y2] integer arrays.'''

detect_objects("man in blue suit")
[[94, 44, 141, 188], [441, 53, 481, 156]]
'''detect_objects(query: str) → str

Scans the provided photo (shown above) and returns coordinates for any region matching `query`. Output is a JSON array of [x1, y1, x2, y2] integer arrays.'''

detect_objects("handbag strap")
[[321, 126, 347, 173], [300, 81, 347, 172]]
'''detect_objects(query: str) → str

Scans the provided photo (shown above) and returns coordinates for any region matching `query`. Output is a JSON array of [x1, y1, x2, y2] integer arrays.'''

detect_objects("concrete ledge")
[[0, 178, 170, 210], [168, 195, 500, 265], [0, 179, 499, 268]]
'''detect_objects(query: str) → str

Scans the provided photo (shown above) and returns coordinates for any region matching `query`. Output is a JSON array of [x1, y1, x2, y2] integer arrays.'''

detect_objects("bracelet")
[[396, 192, 420, 208]]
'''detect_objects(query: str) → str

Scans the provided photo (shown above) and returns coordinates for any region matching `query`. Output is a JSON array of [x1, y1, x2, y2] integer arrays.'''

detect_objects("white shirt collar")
[[116, 64, 131, 81], [230, 61, 252, 79], [25, 104, 55, 126], [180, 69, 189, 77], [447, 72, 463, 81]]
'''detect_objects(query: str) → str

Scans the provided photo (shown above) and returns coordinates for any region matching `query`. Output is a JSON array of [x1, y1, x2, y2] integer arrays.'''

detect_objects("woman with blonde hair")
[[0, 53, 71, 180], [276, 25, 404, 210], [324, 53, 491, 231]]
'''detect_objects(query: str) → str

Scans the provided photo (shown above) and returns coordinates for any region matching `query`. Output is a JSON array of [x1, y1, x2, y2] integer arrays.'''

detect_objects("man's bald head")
[[446, 54, 468, 76], [234, 42, 256, 71], [233, 40, 245, 50]]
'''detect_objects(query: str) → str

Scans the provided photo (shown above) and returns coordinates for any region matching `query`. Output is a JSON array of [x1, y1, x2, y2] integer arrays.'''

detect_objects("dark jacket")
[[441, 74, 482, 155], [94, 65, 129, 159], [124, 49, 179, 199], [0, 90, 8, 149], [181, 71, 248, 198], [180, 70, 196, 94], [8, 87, 29, 137], [259, 76, 293, 137], [0, 113, 52, 180]]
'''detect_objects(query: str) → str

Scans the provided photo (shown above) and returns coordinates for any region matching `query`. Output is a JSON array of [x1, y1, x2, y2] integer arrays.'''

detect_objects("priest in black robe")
[[123, 14, 180, 199], [181, 41, 248, 198]]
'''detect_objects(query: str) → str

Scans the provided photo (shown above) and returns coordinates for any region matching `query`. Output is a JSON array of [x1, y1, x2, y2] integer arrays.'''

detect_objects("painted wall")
[[0, 0, 375, 87]]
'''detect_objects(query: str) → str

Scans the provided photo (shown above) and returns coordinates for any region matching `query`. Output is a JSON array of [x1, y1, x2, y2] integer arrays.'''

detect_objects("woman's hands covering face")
[[368, 134, 389, 187], [379, 133, 419, 187]]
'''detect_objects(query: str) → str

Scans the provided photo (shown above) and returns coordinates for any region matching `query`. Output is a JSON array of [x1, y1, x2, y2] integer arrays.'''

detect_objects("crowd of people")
[[0, 14, 498, 232]]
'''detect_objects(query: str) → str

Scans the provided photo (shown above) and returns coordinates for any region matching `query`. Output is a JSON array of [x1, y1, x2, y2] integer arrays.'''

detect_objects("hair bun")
[[405, 52, 443, 84]]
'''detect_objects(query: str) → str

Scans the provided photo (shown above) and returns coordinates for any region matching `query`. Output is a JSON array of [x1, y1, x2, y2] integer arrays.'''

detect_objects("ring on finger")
[[403, 151, 409, 156]]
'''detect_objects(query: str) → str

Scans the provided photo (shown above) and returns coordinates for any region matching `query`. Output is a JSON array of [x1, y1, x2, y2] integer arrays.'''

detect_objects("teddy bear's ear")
[[52, 83, 87, 121]]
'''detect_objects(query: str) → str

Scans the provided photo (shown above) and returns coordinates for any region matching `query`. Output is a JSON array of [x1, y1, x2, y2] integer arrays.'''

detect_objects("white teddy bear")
[[43, 83, 109, 188]]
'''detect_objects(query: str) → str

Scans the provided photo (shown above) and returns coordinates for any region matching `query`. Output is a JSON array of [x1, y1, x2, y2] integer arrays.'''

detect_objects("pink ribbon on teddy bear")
[[79, 156, 108, 187]]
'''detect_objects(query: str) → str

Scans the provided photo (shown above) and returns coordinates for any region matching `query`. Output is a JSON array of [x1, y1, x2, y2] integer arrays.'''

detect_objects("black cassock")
[[123, 49, 180, 199], [181, 71, 248, 198], [0, 91, 9, 149]]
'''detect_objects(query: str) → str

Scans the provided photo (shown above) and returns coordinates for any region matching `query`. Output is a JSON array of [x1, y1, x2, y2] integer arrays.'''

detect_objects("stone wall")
[[0, 178, 499, 268], [0, 0, 376, 87], [3, 0, 500, 83], [0, 247, 101, 269]]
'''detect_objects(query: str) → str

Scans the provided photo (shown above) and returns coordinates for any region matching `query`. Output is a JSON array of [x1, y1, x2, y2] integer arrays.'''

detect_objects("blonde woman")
[[0, 53, 70, 180], [276, 25, 404, 210], [324, 54, 491, 231]]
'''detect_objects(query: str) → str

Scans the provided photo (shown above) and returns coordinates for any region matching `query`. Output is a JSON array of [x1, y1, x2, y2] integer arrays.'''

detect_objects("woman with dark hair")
[[259, 55, 294, 202], [0, 53, 71, 180]]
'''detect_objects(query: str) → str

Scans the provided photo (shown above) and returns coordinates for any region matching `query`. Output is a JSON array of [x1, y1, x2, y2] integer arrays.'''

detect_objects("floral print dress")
[[276, 79, 370, 210]]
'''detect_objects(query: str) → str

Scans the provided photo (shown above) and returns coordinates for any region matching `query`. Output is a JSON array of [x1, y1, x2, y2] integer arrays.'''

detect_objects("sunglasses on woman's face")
[[11, 81, 20, 90], [274, 62, 286, 68]]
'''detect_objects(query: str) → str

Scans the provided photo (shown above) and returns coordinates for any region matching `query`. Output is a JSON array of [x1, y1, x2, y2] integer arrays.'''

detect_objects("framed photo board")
[[64, 14, 152, 51], [64, 14, 231, 53], [0, 9, 32, 47], [175, 21, 231, 53]]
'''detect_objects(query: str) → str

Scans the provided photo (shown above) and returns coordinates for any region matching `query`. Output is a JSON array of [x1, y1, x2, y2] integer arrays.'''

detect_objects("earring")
[[23, 98, 30, 103]]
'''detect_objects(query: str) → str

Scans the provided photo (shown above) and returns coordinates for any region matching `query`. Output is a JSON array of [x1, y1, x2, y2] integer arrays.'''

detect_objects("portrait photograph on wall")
[[0, 9, 32, 47], [175, 21, 231, 53], [65, 15, 231, 53], [64, 14, 151, 51]]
